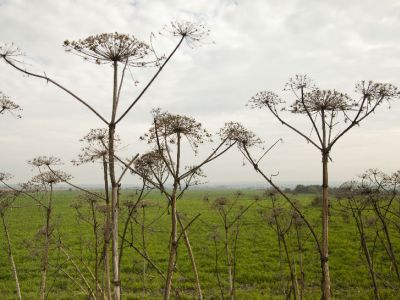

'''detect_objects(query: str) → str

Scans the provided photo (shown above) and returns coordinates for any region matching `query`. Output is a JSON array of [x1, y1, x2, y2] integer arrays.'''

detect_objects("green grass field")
[[0, 189, 399, 299]]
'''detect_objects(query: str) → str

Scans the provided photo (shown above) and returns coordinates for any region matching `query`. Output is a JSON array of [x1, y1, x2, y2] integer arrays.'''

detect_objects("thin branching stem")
[[1, 56, 108, 124]]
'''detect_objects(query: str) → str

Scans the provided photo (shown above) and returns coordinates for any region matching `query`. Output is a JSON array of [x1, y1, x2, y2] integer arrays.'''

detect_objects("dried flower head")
[[0, 43, 23, 62], [284, 74, 316, 92], [0, 172, 13, 182], [138, 199, 153, 209], [359, 170, 394, 199], [81, 128, 109, 143], [123, 199, 138, 211], [366, 217, 378, 227], [63, 32, 150, 66], [73, 128, 118, 165], [290, 89, 356, 113], [19, 182, 42, 193], [28, 156, 62, 167], [141, 110, 212, 150], [30, 170, 72, 185], [253, 195, 261, 201], [134, 150, 165, 180], [70, 199, 83, 210], [388, 170, 400, 186], [213, 196, 230, 208], [263, 188, 277, 198], [218, 122, 262, 149], [292, 210, 304, 227], [77, 192, 102, 205], [338, 169, 395, 207], [248, 91, 284, 110], [263, 207, 284, 226], [234, 191, 244, 198], [163, 20, 210, 47], [0, 92, 22, 118], [355, 81, 400, 107]]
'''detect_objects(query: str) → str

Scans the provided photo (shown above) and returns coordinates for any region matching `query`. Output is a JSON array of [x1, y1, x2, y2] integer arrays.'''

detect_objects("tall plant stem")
[[373, 202, 400, 282], [1, 213, 21, 300], [295, 224, 305, 299], [353, 210, 380, 300], [109, 61, 120, 300], [90, 199, 100, 299], [321, 108, 331, 300], [224, 226, 234, 300], [164, 194, 178, 300], [102, 157, 112, 300], [40, 183, 53, 300], [177, 215, 203, 300], [141, 206, 148, 299], [164, 132, 181, 300]]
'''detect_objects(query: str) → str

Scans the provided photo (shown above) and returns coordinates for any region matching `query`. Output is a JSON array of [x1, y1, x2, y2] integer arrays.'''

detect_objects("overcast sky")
[[1, 0, 400, 187]]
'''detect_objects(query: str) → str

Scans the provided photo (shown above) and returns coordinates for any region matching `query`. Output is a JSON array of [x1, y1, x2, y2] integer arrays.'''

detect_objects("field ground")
[[0, 189, 399, 299]]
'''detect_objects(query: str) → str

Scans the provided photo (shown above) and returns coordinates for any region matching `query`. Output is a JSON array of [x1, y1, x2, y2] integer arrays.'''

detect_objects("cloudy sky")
[[1, 0, 400, 187]]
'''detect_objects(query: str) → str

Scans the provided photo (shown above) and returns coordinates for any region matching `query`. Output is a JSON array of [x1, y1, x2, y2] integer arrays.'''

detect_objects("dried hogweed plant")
[[1, 20, 210, 299], [248, 74, 400, 299], [132, 110, 259, 300], [262, 190, 302, 299], [211, 191, 259, 300], [72, 128, 126, 300], [337, 169, 400, 299], [25, 156, 72, 300]]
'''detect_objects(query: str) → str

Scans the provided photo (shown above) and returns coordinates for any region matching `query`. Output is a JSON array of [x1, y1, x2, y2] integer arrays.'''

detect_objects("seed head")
[[284, 74, 316, 91], [73, 128, 118, 165], [356, 81, 400, 106], [249, 91, 283, 109], [63, 32, 151, 66], [0, 92, 22, 118], [213, 197, 230, 208], [0, 43, 23, 62], [218, 122, 262, 149], [141, 110, 212, 151], [290, 89, 356, 113], [0, 172, 13, 182], [30, 170, 72, 185], [28, 156, 62, 167], [163, 20, 210, 47], [134, 150, 165, 179]]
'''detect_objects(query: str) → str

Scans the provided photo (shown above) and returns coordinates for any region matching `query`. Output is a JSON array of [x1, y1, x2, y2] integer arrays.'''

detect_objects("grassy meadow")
[[0, 188, 399, 299]]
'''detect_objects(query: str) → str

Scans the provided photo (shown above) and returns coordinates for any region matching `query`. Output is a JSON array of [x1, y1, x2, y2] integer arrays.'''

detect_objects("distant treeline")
[[285, 184, 341, 194]]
